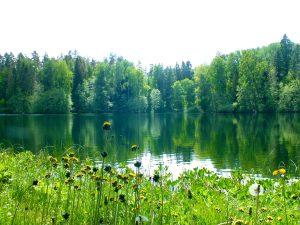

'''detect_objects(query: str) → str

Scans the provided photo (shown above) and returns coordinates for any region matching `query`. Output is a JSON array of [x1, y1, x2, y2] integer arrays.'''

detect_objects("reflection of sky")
[[126, 150, 218, 179]]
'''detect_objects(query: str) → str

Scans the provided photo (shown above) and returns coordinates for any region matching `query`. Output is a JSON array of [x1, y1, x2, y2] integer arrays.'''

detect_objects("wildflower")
[[249, 183, 264, 196], [290, 193, 297, 200], [62, 212, 70, 220], [49, 156, 58, 164], [131, 144, 139, 151], [279, 168, 286, 175], [70, 156, 79, 163], [239, 207, 245, 212], [64, 163, 69, 168], [45, 172, 51, 179], [101, 151, 108, 158], [119, 194, 126, 202], [272, 170, 279, 176], [65, 170, 71, 178], [92, 167, 98, 173], [76, 173, 84, 178], [248, 207, 252, 216], [65, 177, 75, 185], [104, 196, 109, 205], [129, 172, 136, 177], [135, 215, 149, 224], [233, 219, 244, 225], [267, 216, 273, 221], [134, 161, 142, 168], [261, 207, 268, 212], [153, 174, 160, 182], [68, 152, 75, 157], [85, 165, 91, 171], [62, 156, 70, 163], [104, 165, 112, 172], [102, 121, 111, 130], [187, 189, 193, 199], [277, 217, 282, 221]]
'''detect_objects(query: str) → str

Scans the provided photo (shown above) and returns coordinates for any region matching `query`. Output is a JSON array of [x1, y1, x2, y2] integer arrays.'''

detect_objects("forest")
[[0, 34, 299, 114]]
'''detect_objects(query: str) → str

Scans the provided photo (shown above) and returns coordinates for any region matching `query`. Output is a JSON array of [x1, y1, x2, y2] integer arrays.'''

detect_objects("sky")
[[1, 0, 300, 69]]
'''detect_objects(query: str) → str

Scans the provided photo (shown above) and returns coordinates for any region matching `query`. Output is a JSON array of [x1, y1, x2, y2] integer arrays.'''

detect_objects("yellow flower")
[[277, 217, 282, 221], [290, 194, 297, 200], [267, 216, 273, 220], [129, 173, 136, 177], [233, 219, 244, 225], [102, 121, 111, 130], [239, 207, 245, 212], [131, 144, 139, 151], [279, 168, 286, 175], [261, 207, 268, 212], [272, 170, 279, 176]]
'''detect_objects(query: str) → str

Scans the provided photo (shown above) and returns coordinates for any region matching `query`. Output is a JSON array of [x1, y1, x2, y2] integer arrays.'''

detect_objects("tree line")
[[0, 34, 300, 114]]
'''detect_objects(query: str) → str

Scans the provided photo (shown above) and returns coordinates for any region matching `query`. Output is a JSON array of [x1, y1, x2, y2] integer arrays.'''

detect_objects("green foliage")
[[0, 151, 299, 224], [279, 80, 300, 112], [33, 88, 71, 113], [150, 88, 163, 112], [0, 34, 300, 113]]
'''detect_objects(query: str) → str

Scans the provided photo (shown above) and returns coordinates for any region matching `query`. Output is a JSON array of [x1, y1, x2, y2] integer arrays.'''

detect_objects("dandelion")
[[290, 193, 297, 200], [272, 170, 279, 176], [134, 161, 142, 168], [104, 165, 112, 172], [62, 212, 70, 220], [279, 168, 286, 175], [135, 215, 149, 224], [267, 216, 273, 221], [131, 144, 139, 151], [233, 219, 244, 225], [119, 194, 126, 202], [32, 179, 39, 186], [153, 174, 160, 182], [102, 121, 111, 130], [101, 151, 108, 158], [187, 189, 193, 199], [261, 207, 268, 212], [249, 183, 264, 196], [129, 172, 136, 177]]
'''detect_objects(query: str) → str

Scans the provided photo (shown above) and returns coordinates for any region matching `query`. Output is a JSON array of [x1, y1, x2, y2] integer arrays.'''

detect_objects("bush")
[[33, 89, 71, 113]]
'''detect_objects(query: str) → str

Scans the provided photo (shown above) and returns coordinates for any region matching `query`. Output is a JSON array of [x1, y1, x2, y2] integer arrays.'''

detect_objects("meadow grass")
[[0, 148, 299, 225]]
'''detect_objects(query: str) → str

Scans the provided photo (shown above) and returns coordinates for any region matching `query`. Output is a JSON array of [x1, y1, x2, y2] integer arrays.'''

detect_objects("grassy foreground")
[[0, 149, 299, 225]]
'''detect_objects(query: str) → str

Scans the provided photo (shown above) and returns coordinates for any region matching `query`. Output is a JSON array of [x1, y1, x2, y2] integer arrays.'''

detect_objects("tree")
[[208, 55, 228, 111], [172, 81, 184, 111], [150, 89, 162, 112], [194, 65, 212, 111], [288, 44, 300, 80], [279, 80, 300, 112], [34, 59, 72, 113], [226, 52, 240, 103], [274, 34, 293, 82], [72, 56, 87, 112]]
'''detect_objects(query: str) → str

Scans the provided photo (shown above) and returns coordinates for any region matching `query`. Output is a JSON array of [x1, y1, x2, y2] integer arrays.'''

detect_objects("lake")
[[1, 113, 300, 176]]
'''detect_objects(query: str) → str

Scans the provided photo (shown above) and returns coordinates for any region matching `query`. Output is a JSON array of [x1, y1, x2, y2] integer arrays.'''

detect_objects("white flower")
[[135, 215, 149, 223], [249, 183, 264, 196]]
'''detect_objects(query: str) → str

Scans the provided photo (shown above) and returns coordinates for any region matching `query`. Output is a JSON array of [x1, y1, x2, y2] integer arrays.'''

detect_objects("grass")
[[0, 148, 299, 225]]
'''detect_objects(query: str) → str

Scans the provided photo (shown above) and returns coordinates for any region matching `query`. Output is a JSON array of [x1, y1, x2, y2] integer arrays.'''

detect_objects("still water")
[[1, 113, 300, 176]]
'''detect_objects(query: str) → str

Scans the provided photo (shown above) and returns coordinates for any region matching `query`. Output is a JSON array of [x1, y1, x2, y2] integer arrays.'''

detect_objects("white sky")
[[1, 0, 300, 69]]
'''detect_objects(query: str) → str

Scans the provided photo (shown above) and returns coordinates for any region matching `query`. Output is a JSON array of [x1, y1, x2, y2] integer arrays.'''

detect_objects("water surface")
[[1, 113, 300, 176]]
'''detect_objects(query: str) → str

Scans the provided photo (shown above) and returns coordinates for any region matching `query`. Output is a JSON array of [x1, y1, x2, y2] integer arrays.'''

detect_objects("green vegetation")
[[0, 149, 299, 224], [1, 35, 300, 113]]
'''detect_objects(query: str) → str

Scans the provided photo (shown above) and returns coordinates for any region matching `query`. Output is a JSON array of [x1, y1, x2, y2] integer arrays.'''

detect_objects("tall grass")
[[0, 149, 299, 224]]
